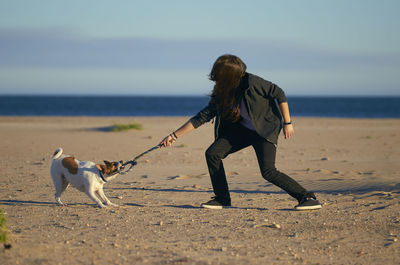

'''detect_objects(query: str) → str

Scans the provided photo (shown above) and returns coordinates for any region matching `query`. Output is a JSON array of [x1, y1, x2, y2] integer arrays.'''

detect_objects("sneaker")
[[295, 192, 322, 211], [201, 197, 231, 209]]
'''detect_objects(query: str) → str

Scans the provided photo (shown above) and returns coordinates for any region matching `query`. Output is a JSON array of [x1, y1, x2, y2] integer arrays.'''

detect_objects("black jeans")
[[205, 122, 308, 204]]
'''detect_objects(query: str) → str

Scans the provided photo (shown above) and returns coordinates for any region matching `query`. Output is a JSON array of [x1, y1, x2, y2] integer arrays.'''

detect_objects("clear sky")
[[1, 0, 399, 96]]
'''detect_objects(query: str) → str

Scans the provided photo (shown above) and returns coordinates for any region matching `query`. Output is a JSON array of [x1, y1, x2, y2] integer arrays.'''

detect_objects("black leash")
[[118, 143, 162, 175]]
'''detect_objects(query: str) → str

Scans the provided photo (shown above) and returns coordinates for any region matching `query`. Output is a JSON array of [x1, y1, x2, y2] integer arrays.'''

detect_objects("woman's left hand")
[[283, 124, 294, 139]]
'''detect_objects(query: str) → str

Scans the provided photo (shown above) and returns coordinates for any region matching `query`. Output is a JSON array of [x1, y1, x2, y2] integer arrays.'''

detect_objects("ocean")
[[0, 95, 399, 118]]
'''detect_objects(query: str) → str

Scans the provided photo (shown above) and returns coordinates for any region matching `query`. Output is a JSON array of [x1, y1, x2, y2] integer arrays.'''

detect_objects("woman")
[[160, 54, 321, 210]]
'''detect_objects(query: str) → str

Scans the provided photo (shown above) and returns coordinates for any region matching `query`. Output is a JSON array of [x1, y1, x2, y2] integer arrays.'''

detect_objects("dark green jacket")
[[190, 73, 287, 144]]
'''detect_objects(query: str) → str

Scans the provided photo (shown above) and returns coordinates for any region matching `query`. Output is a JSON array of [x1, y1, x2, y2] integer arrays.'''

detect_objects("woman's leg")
[[205, 138, 233, 203], [252, 139, 308, 202], [205, 125, 252, 203]]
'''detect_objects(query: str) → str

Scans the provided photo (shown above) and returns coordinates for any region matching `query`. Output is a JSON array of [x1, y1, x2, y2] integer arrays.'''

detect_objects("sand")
[[0, 116, 399, 265]]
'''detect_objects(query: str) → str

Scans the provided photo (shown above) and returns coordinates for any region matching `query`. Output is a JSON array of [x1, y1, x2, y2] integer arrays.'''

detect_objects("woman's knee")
[[261, 167, 280, 181], [205, 146, 217, 160], [205, 146, 224, 162]]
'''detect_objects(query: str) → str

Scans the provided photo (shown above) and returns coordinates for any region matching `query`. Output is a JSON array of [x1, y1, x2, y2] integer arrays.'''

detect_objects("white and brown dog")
[[50, 147, 124, 208]]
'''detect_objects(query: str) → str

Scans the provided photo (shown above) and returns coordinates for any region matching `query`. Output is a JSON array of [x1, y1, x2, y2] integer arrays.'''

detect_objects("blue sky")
[[0, 0, 399, 96]]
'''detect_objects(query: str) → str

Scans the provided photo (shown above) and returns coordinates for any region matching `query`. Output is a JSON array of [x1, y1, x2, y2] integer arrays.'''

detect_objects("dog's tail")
[[52, 147, 63, 159]]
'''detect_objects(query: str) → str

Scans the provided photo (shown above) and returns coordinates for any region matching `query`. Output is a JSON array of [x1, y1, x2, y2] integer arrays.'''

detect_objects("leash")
[[118, 143, 162, 175]]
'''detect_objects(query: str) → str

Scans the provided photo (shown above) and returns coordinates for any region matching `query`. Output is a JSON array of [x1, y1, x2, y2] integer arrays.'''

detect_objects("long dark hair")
[[209, 54, 247, 122]]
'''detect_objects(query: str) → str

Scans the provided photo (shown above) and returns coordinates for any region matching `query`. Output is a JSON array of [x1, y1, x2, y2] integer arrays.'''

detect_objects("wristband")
[[172, 132, 178, 139], [283, 121, 292, 125], [170, 133, 177, 140]]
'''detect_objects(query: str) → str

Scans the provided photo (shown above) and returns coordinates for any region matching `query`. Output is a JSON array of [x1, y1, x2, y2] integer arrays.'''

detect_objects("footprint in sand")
[[313, 169, 341, 175], [167, 173, 208, 180], [168, 174, 191, 180], [348, 170, 376, 176], [357, 171, 376, 175]]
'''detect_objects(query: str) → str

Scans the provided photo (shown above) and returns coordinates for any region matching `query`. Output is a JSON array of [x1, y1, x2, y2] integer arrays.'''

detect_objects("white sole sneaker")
[[295, 204, 322, 211], [201, 204, 224, 209], [201, 198, 231, 209]]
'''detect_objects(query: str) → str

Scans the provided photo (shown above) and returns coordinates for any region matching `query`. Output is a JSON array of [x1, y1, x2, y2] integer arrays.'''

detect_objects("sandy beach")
[[0, 116, 399, 265]]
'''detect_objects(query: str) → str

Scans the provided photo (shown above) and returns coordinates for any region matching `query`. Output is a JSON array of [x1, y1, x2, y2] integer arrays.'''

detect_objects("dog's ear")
[[104, 160, 111, 166], [96, 164, 107, 174]]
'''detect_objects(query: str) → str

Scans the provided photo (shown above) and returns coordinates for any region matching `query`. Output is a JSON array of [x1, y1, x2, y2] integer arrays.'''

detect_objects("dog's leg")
[[97, 188, 119, 207], [59, 175, 69, 203], [53, 174, 68, 206], [55, 195, 64, 206], [85, 189, 106, 208]]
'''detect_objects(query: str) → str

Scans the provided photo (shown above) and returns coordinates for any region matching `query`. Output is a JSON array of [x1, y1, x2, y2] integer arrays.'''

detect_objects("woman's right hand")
[[159, 120, 194, 148], [160, 134, 176, 147]]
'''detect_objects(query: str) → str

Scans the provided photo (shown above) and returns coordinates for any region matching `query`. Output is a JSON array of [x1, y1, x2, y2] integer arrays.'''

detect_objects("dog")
[[50, 147, 124, 208]]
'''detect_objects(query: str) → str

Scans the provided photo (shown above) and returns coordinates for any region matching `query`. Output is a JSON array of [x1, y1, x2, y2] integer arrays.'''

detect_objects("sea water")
[[0, 95, 399, 118]]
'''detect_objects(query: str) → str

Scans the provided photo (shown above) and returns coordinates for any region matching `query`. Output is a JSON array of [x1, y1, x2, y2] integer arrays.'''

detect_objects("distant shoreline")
[[0, 115, 399, 120], [1, 95, 399, 118]]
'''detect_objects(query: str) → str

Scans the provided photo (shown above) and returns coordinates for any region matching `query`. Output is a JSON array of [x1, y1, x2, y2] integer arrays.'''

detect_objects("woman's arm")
[[160, 120, 195, 147], [160, 98, 217, 147], [279, 102, 294, 139]]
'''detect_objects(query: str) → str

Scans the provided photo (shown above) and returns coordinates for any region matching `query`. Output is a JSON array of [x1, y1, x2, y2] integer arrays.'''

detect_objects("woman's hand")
[[160, 134, 176, 147], [283, 124, 294, 139], [159, 120, 196, 148]]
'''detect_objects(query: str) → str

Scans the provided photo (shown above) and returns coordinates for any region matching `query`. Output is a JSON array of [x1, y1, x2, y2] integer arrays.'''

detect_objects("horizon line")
[[1, 93, 400, 98]]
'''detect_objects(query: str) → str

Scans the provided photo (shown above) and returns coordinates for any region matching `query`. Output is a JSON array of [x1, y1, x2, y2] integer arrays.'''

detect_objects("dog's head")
[[98, 160, 124, 176]]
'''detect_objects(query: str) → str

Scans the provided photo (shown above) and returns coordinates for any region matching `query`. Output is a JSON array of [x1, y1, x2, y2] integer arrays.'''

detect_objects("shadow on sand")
[[115, 184, 400, 196]]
